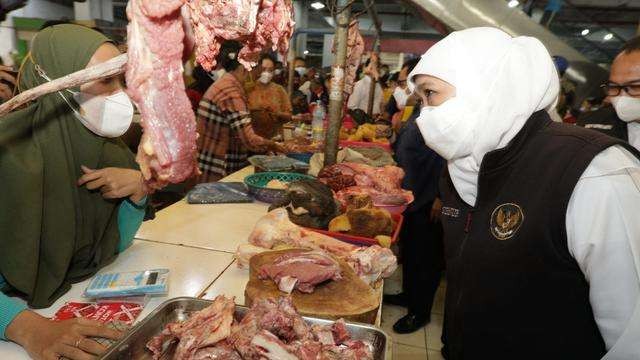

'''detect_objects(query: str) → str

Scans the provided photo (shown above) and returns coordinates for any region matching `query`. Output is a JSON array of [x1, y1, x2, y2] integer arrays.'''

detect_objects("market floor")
[[382, 266, 446, 359]]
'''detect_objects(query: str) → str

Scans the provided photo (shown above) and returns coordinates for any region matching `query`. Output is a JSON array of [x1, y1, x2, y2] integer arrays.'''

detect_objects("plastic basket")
[[244, 172, 315, 203], [307, 214, 404, 247], [286, 152, 314, 164]]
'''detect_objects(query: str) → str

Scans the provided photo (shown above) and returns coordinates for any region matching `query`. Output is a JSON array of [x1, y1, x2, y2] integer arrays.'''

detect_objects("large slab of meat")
[[188, 0, 295, 71], [340, 20, 365, 95], [258, 250, 342, 294], [238, 208, 397, 286], [126, 0, 199, 189], [318, 163, 414, 207], [146, 295, 374, 359]]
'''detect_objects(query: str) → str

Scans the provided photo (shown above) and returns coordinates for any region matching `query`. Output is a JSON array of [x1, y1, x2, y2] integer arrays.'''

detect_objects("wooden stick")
[[0, 53, 128, 117]]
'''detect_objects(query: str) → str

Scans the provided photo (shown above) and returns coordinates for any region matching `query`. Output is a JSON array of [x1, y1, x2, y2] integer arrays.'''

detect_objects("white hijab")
[[408, 27, 560, 206]]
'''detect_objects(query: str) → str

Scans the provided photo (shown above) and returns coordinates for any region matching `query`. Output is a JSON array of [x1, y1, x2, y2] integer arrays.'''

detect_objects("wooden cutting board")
[[245, 249, 380, 324]]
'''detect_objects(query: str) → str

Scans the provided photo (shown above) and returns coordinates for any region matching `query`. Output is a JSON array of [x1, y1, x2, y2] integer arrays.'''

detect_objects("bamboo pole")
[[324, 0, 351, 167], [287, 43, 296, 95], [0, 53, 128, 117]]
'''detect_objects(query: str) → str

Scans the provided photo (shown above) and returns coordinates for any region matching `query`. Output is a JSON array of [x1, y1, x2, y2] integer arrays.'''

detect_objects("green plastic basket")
[[243, 172, 315, 203]]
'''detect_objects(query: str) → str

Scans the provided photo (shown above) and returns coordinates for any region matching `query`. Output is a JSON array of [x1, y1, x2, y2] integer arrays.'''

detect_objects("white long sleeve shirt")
[[566, 145, 640, 359], [347, 75, 383, 115], [627, 122, 640, 151]]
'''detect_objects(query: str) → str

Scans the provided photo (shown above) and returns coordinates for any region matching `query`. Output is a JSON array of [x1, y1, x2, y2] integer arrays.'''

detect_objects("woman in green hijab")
[[0, 24, 149, 359]]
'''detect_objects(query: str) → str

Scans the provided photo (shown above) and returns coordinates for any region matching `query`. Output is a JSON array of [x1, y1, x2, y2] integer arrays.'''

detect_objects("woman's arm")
[[0, 292, 27, 340], [117, 197, 148, 253]]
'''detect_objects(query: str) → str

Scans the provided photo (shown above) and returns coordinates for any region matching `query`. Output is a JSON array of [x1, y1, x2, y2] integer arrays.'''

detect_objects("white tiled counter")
[[0, 240, 234, 359]]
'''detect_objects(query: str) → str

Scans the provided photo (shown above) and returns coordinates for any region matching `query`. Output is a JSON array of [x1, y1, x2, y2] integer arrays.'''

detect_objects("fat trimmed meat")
[[258, 250, 342, 293], [126, 0, 199, 189]]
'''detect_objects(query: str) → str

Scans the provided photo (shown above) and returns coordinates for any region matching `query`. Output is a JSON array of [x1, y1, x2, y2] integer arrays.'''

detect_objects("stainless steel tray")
[[101, 297, 391, 360]]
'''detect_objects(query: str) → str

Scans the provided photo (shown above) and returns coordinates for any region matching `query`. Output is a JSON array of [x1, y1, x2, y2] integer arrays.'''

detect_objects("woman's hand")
[[5, 310, 123, 360], [0, 65, 17, 102], [78, 165, 146, 203]]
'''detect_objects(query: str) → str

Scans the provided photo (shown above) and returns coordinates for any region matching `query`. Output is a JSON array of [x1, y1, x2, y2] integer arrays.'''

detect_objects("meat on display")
[[126, 0, 199, 189], [188, 0, 295, 71], [146, 296, 374, 359], [258, 250, 343, 294]]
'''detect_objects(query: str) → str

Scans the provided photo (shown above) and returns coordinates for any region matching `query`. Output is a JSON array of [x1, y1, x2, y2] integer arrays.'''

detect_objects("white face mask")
[[611, 95, 640, 123], [258, 71, 273, 84], [274, 69, 283, 75], [70, 91, 134, 138], [416, 98, 475, 161], [36, 63, 134, 138], [393, 86, 409, 109], [295, 67, 307, 76]]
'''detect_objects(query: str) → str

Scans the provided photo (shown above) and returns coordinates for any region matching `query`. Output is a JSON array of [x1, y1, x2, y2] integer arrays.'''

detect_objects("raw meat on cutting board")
[[258, 250, 342, 293], [241, 208, 398, 286], [126, 0, 199, 189]]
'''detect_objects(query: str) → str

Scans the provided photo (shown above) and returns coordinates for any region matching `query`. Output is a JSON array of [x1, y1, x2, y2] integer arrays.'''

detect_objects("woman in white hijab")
[[408, 27, 640, 359]]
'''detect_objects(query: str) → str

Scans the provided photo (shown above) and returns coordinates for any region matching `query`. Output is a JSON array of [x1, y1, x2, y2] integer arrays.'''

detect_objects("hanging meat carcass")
[[126, 0, 295, 189], [188, 0, 295, 71], [126, 0, 200, 189], [341, 20, 365, 95]]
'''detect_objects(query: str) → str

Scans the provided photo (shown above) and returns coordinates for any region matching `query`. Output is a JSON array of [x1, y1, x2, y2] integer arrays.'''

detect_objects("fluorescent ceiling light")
[[581, 29, 590, 36], [508, 0, 519, 8], [603, 33, 613, 41], [303, 50, 310, 55], [311, 1, 325, 10]]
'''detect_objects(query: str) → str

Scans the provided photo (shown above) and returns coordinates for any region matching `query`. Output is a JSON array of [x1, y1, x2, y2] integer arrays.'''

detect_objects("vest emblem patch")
[[490, 203, 524, 240], [441, 206, 460, 218]]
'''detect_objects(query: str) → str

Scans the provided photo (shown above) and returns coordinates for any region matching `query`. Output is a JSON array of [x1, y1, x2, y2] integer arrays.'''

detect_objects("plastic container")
[[307, 214, 404, 247], [244, 172, 315, 203], [374, 203, 408, 216], [312, 101, 326, 142], [286, 152, 314, 164]]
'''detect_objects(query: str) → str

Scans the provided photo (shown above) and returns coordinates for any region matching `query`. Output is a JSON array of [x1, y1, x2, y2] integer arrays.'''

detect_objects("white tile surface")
[[425, 314, 444, 351], [201, 260, 250, 306], [136, 200, 269, 252], [394, 343, 428, 359], [0, 241, 234, 359], [381, 304, 427, 348]]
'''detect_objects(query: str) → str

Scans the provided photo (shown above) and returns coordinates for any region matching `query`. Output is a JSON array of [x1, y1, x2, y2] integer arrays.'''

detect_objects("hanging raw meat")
[[188, 0, 295, 71], [341, 20, 365, 95], [126, 0, 199, 189]]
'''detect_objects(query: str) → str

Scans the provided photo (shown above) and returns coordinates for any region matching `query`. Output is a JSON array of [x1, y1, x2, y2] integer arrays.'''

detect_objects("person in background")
[[382, 72, 398, 105], [247, 54, 294, 138], [384, 59, 419, 124], [0, 24, 149, 360], [196, 42, 287, 182], [387, 93, 445, 334], [299, 67, 317, 101], [578, 37, 640, 151], [347, 58, 383, 116], [185, 65, 215, 110], [380, 64, 390, 79], [410, 27, 639, 359], [540, 0, 563, 27], [273, 60, 286, 86], [293, 56, 306, 77], [309, 78, 329, 106]]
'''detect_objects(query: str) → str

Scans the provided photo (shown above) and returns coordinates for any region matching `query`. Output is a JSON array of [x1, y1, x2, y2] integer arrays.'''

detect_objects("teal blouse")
[[0, 198, 147, 339]]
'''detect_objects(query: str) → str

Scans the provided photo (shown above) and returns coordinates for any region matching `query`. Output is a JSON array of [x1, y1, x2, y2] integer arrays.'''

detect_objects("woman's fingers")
[[54, 343, 95, 360], [84, 177, 107, 190], [76, 337, 108, 356], [81, 165, 96, 174], [75, 319, 123, 340], [0, 70, 16, 85], [77, 170, 103, 186]]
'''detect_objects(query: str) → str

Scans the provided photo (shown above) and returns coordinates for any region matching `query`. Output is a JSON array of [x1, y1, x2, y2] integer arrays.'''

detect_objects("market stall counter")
[[0, 240, 234, 359], [135, 166, 270, 253]]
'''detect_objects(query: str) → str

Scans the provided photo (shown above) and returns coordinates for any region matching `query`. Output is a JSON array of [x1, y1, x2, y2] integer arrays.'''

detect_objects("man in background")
[[347, 58, 383, 116], [578, 37, 640, 150]]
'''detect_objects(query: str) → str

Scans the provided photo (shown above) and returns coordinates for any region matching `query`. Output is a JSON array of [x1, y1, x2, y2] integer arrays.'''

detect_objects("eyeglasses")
[[601, 81, 640, 97]]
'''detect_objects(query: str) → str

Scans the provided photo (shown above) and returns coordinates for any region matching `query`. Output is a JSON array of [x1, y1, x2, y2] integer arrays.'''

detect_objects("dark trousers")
[[400, 204, 445, 317]]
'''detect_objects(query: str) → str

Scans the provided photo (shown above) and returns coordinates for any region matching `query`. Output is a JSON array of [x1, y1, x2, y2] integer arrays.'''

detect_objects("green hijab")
[[0, 24, 137, 308]]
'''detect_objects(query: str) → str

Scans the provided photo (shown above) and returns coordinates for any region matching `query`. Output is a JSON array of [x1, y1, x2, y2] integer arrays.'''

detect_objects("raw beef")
[[319, 163, 414, 206], [146, 296, 374, 360], [146, 295, 235, 359], [244, 209, 398, 285], [346, 246, 397, 285], [258, 250, 342, 293], [345, 20, 365, 95], [187, 0, 294, 71], [126, 0, 199, 189]]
